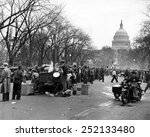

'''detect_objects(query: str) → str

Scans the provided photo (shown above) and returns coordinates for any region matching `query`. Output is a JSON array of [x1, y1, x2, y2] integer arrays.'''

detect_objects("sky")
[[53, 0, 150, 49]]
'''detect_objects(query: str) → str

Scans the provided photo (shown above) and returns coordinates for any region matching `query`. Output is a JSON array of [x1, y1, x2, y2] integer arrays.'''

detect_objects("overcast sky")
[[53, 0, 150, 49]]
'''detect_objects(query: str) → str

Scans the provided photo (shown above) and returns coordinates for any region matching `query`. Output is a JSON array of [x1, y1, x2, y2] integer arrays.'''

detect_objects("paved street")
[[0, 76, 150, 120]]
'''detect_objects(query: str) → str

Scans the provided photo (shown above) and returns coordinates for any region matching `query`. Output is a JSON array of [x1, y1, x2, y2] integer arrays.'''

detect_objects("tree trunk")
[[38, 52, 44, 67], [8, 55, 14, 66]]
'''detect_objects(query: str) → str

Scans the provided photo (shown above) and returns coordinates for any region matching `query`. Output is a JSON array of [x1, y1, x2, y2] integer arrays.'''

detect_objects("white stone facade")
[[112, 20, 130, 50]]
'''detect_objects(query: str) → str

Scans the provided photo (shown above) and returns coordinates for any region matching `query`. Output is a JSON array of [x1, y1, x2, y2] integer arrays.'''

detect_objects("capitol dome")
[[112, 20, 130, 50]]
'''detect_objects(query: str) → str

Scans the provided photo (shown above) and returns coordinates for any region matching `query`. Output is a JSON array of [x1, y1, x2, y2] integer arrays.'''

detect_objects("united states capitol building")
[[111, 20, 132, 68], [112, 20, 130, 50]]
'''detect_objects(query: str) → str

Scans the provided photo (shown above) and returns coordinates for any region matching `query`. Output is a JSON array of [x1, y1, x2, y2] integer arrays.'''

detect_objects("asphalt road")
[[0, 76, 150, 120]]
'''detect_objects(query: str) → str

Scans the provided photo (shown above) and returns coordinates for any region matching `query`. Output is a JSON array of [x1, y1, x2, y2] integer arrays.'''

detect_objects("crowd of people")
[[0, 62, 23, 101], [1, 60, 150, 101]]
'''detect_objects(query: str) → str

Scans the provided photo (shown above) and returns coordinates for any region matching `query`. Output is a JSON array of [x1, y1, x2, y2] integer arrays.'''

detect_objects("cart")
[[112, 84, 122, 100]]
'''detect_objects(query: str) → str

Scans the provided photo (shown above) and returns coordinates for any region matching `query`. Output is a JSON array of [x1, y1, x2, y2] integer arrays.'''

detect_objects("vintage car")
[[38, 71, 63, 95]]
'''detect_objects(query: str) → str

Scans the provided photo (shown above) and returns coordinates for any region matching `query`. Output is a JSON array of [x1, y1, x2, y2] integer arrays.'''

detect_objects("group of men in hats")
[[0, 62, 23, 101]]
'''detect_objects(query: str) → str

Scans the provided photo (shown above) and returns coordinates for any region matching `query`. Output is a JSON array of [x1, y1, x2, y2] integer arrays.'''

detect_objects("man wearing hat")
[[31, 69, 39, 93], [1, 62, 11, 101], [129, 71, 142, 99], [82, 65, 89, 84], [60, 60, 68, 92], [12, 65, 24, 100]]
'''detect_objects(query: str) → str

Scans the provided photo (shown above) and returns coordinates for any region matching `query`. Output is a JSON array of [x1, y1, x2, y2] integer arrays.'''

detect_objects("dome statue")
[[112, 20, 130, 50]]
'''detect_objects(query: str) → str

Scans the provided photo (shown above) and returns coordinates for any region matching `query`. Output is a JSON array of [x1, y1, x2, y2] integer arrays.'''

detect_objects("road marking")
[[74, 108, 94, 117], [98, 101, 113, 107], [75, 109, 90, 117], [81, 108, 96, 117], [74, 100, 113, 118], [102, 92, 114, 97]]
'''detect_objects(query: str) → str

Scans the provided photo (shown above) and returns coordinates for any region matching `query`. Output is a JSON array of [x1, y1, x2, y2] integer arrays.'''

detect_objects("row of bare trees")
[[130, 4, 150, 69], [0, 0, 93, 67]]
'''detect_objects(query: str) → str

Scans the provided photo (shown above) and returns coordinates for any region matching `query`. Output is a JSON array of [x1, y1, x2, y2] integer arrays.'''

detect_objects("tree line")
[[1, 0, 150, 69], [130, 4, 150, 69], [0, 0, 94, 67]]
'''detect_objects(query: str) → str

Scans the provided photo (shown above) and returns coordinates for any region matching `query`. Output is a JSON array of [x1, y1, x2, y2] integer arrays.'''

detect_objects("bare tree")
[[0, 0, 38, 30], [133, 4, 150, 69], [19, 2, 63, 66], [0, 0, 62, 66]]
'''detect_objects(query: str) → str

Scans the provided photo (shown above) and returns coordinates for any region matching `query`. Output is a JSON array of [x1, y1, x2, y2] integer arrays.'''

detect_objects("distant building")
[[112, 20, 130, 50]]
